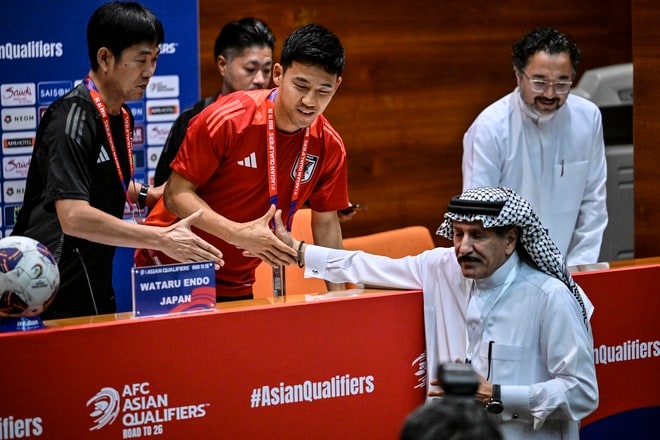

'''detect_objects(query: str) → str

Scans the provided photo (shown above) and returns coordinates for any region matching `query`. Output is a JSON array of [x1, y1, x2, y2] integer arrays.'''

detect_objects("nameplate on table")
[[131, 261, 216, 317]]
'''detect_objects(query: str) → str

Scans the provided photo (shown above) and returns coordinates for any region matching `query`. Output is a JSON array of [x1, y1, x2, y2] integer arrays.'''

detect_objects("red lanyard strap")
[[266, 90, 310, 231], [83, 77, 134, 204]]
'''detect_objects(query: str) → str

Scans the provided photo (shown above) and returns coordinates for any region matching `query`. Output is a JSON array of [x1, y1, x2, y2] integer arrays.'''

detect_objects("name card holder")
[[131, 261, 216, 317]]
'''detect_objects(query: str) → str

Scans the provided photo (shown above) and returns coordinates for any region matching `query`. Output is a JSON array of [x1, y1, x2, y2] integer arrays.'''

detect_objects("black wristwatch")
[[486, 384, 504, 414], [137, 183, 149, 209]]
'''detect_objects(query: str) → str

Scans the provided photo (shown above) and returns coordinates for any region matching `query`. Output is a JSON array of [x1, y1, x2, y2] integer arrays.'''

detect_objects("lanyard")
[[266, 89, 310, 231], [83, 77, 134, 205]]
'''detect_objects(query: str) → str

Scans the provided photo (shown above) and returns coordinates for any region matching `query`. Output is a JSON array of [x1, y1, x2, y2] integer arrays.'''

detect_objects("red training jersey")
[[135, 88, 349, 297]]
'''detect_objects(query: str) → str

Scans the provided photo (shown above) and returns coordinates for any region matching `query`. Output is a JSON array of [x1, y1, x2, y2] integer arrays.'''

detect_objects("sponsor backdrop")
[[0, 0, 199, 306], [1, 260, 660, 438], [0, 290, 428, 439]]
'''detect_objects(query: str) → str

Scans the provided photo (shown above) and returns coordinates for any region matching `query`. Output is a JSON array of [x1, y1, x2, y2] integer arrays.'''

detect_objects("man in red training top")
[[135, 24, 349, 301]]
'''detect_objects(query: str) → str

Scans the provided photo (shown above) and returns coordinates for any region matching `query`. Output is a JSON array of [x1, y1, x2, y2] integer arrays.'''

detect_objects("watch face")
[[486, 400, 504, 414]]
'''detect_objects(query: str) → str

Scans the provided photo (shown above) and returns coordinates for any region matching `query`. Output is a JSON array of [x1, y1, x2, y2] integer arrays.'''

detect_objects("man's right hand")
[[232, 205, 297, 267]]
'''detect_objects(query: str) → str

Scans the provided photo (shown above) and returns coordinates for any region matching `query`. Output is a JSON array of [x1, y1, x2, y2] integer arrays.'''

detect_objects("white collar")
[[474, 252, 520, 292]]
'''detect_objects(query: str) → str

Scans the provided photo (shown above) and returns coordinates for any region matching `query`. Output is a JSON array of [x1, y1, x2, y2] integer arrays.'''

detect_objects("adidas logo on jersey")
[[237, 152, 257, 168], [97, 145, 111, 163]]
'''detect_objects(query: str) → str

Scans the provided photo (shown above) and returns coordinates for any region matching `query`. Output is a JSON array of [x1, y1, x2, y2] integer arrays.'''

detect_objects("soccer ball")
[[0, 236, 60, 317]]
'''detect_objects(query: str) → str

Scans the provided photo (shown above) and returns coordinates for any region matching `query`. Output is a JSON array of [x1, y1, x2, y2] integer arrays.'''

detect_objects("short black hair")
[[280, 24, 344, 76], [512, 27, 581, 74], [87, 1, 164, 71], [213, 17, 275, 60]]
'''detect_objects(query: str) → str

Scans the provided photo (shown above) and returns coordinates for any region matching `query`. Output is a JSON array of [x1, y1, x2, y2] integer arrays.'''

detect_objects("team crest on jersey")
[[290, 153, 318, 183]]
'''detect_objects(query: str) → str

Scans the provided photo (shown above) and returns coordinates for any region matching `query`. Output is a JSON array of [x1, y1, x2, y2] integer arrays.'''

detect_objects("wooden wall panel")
[[632, 0, 660, 258], [197, 0, 633, 247]]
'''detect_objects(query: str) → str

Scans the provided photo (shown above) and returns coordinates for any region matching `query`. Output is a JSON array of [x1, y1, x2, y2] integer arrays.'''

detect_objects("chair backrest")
[[253, 216, 436, 298], [342, 226, 435, 258]]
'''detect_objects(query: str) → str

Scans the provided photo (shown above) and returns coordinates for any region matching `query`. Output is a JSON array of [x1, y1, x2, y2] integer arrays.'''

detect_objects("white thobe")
[[304, 245, 598, 439], [462, 89, 608, 266]]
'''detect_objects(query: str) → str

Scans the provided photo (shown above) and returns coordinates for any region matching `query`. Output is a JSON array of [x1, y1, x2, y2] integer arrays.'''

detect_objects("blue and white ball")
[[0, 236, 60, 317]]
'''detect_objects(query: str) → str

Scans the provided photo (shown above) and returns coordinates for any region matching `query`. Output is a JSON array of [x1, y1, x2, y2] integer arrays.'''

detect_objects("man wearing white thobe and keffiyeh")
[[274, 186, 598, 440]]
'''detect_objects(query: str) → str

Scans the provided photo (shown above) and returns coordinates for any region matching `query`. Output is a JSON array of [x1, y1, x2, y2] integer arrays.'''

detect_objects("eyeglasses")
[[520, 71, 572, 94]]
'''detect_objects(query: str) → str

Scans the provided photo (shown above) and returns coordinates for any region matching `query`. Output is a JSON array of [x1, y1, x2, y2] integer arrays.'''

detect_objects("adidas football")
[[0, 236, 60, 317]]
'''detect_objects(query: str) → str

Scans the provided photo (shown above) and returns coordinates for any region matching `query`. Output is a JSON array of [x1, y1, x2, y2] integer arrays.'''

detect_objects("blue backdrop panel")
[[0, 0, 200, 311]]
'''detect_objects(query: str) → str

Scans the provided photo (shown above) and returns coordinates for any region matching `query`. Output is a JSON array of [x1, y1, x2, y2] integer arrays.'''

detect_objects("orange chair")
[[341, 226, 435, 289], [342, 226, 435, 258]]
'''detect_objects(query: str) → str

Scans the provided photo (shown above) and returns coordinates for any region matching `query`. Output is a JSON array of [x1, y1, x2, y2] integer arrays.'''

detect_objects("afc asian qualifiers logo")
[[86, 382, 210, 438], [411, 352, 426, 390], [290, 153, 318, 183], [88, 387, 121, 430], [146, 76, 179, 99]]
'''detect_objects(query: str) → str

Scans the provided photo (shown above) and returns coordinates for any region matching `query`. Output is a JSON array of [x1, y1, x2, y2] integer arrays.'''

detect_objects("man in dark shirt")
[[13, 1, 222, 319]]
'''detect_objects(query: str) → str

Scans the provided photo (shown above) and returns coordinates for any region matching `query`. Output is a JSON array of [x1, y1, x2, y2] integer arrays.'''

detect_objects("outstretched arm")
[[164, 172, 297, 267], [55, 200, 223, 268], [274, 210, 427, 290], [311, 209, 345, 291]]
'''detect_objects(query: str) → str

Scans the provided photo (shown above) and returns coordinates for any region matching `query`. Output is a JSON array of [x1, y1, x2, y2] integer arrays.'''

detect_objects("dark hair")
[[87, 1, 164, 71], [512, 27, 581, 74], [213, 17, 275, 60], [280, 24, 344, 76], [400, 398, 503, 440]]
